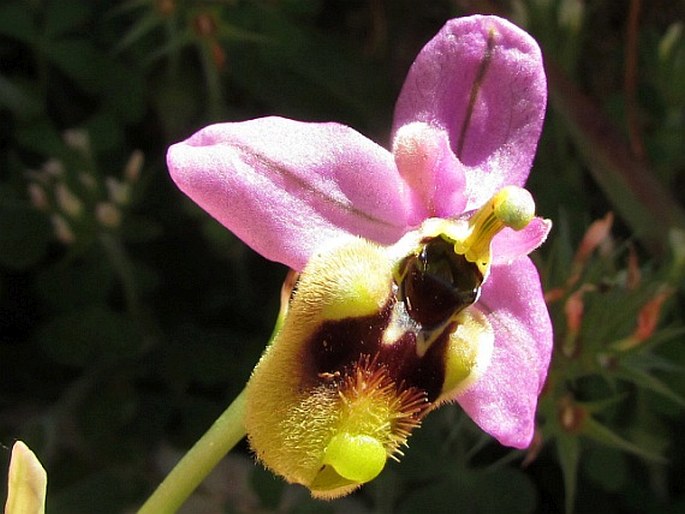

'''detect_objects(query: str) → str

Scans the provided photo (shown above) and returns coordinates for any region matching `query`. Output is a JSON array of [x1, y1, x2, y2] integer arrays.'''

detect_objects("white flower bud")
[[96, 202, 122, 228], [63, 129, 90, 152], [27, 183, 49, 211], [558, 0, 584, 33], [43, 159, 64, 177], [659, 22, 683, 61], [55, 182, 83, 217], [124, 150, 144, 183], [51, 215, 76, 244], [106, 176, 130, 205], [78, 171, 98, 191]]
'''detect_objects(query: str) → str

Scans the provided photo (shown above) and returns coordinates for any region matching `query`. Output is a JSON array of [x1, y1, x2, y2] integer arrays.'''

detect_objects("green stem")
[[137, 388, 248, 514]]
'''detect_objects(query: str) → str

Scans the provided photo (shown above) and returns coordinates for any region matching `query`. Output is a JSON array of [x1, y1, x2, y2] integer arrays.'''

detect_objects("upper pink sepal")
[[167, 117, 411, 270], [392, 15, 547, 211], [455, 256, 553, 448]]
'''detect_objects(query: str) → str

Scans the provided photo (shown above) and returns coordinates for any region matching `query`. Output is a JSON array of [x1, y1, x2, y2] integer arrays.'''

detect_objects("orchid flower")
[[167, 15, 552, 499]]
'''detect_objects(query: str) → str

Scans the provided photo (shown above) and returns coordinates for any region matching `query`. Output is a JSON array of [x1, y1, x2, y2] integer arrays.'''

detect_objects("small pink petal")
[[491, 217, 552, 265], [456, 256, 553, 448], [392, 15, 547, 210], [392, 122, 467, 224], [168, 117, 411, 270]]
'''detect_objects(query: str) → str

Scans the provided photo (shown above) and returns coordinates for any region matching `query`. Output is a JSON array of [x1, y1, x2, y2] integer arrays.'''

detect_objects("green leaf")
[[0, 205, 51, 270], [623, 349, 685, 373], [141, 30, 194, 67], [217, 22, 270, 44], [556, 434, 580, 514], [581, 416, 666, 463], [618, 365, 685, 408], [113, 11, 162, 54], [573, 391, 628, 416], [547, 60, 685, 254], [106, 0, 151, 18]]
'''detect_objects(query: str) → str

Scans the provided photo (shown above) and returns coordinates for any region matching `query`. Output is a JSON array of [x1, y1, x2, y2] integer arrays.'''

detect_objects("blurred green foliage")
[[1, 0, 684, 513]]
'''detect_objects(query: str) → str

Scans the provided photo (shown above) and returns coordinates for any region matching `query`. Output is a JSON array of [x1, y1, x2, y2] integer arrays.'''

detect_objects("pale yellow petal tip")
[[308, 469, 361, 500], [440, 307, 494, 399], [5, 441, 47, 514]]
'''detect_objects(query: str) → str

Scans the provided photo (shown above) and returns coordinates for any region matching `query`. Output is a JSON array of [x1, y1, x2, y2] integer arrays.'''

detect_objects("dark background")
[[1, 1, 684, 512]]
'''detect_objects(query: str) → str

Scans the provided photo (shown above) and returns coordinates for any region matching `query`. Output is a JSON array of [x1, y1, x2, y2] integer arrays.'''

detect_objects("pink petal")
[[167, 117, 411, 270], [392, 122, 467, 224], [392, 15, 547, 210], [456, 256, 552, 448], [492, 217, 552, 265]]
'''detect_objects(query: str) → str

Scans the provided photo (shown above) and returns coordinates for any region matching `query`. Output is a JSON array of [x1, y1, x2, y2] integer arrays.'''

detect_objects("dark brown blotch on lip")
[[302, 299, 451, 403]]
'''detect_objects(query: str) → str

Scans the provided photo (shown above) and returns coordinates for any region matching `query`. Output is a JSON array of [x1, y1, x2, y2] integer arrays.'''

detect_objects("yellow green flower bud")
[[4, 441, 47, 514], [55, 183, 83, 218]]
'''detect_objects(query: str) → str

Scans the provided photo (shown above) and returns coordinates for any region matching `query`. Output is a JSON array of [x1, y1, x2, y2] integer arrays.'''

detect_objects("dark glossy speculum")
[[399, 236, 483, 329]]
